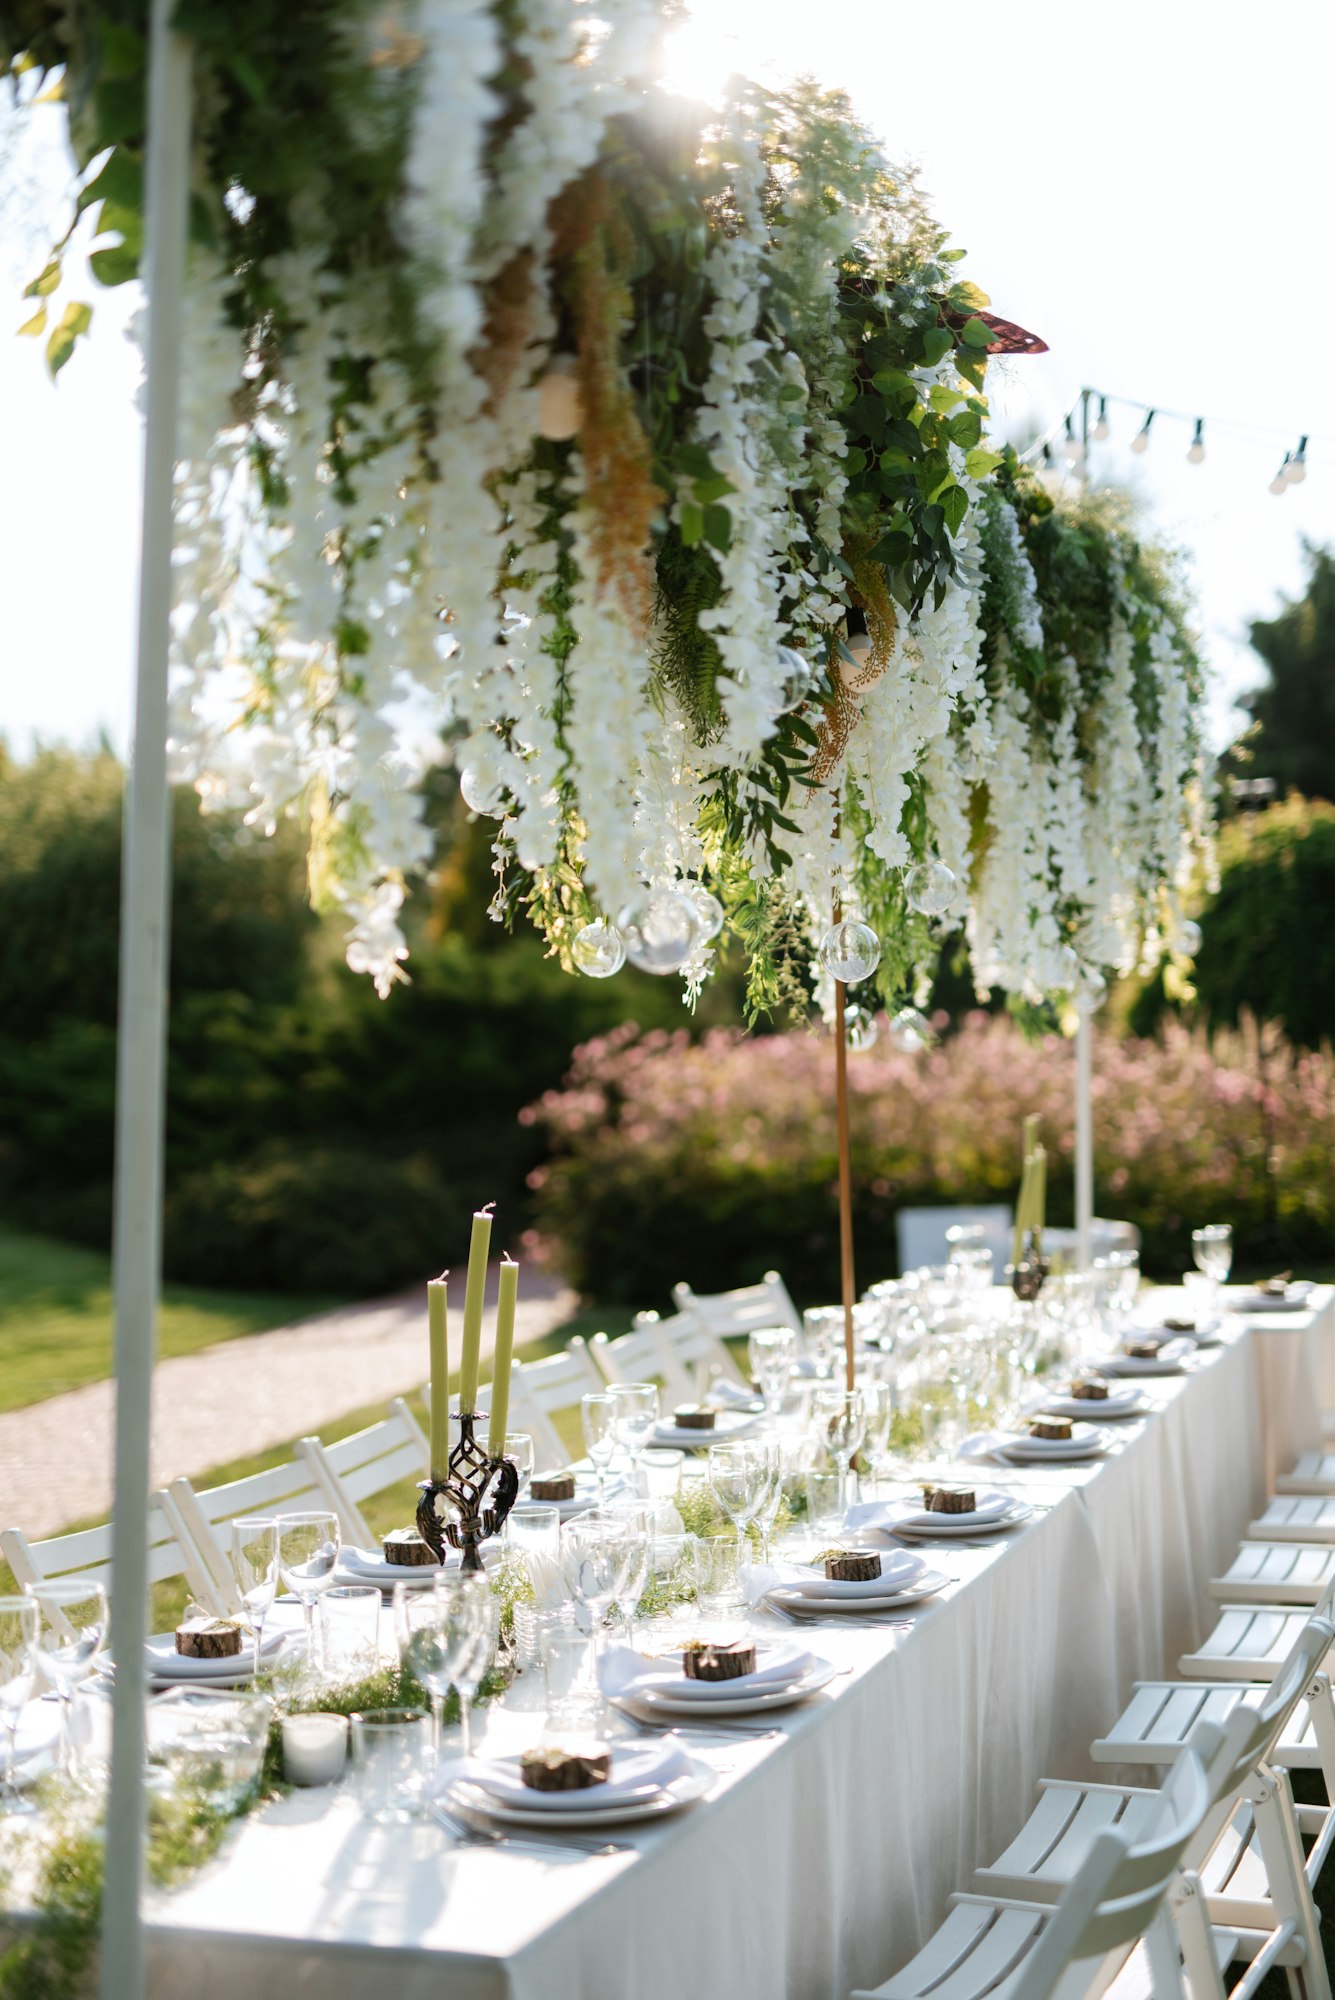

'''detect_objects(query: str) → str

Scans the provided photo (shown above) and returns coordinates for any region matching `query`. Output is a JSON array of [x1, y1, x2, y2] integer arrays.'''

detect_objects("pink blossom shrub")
[[523, 1013, 1335, 1304]]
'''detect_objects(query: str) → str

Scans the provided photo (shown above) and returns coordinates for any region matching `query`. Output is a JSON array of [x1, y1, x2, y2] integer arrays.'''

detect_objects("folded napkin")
[[705, 1379, 763, 1411], [1134, 1318, 1220, 1345], [960, 1429, 1100, 1462], [336, 1545, 457, 1587], [598, 1639, 818, 1703], [1032, 1386, 1145, 1419], [879, 1490, 1015, 1531], [749, 1546, 926, 1604], [444, 1739, 691, 1812], [10, 1702, 61, 1771]]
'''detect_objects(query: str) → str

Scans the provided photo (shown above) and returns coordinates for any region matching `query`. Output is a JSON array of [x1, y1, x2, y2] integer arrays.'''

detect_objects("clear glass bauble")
[[460, 767, 506, 816], [571, 920, 626, 979], [818, 920, 881, 984], [903, 858, 957, 919], [776, 643, 818, 712], [844, 1004, 880, 1053], [1052, 943, 1081, 988], [1178, 919, 1203, 957], [617, 893, 703, 975], [684, 883, 724, 943], [1076, 968, 1108, 1012], [888, 1007, 933, 1053]]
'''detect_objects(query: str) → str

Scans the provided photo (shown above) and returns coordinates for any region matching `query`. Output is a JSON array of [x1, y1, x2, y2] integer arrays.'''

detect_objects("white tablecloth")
[[143, 1286, 1334, 2000]]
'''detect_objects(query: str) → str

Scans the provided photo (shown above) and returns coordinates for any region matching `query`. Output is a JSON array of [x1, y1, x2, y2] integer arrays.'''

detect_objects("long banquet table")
[[144, 1285, 1333, 2000]]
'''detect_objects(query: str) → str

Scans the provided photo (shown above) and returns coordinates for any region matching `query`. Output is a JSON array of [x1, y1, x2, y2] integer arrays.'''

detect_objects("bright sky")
[[3, 0, 1333, 757]]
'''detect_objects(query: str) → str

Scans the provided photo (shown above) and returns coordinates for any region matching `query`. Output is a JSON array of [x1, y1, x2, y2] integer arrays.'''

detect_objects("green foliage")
[[1229, 542, 1335, 803]]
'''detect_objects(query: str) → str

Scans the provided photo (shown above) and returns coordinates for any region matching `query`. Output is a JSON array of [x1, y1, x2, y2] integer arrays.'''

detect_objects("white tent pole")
[[1075, 1005, 1094, 1269], [101, 0, 192, 1994]]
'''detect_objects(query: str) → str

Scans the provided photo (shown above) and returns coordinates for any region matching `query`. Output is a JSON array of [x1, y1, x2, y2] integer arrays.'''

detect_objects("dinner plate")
[[887, 1501, 1033, 1540], [445, 1763, 712, 1830], [1227, 1285, 1315, 1315], [651, 1411, 761, 1449], [766, 1566, 951, 1613], [1134, 1318, 1223, 1349], [1037, 1388, 1150, 1421], [996, 1425, 1110, 1464], [1096, 1341, 1194, 1377], [614, 1660, 840, 1716]]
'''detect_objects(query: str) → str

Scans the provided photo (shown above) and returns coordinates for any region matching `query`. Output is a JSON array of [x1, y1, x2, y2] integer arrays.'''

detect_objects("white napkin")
[[960, 1429, 1100, 1462], [143, 1628, 283, 1679], [749, 1547, 926, 1604], [1227, 1283, 1314, 1314], [523, 1550, 569, 1610], [1034, 1387, 1145, 1419], [10, 1701, 61, 1771], [1135, 1319, 1220, 1345], [445, 1739, 691, 1812], [880, 1490, 1015, 1531], [336, 1545, 456, 1587], [705, 1379, 762, 1411], [598, 1639, 818, 1703]]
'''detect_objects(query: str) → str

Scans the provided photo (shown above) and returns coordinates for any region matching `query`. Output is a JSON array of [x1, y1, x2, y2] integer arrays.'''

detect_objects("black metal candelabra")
[[417, 1410, 520, 1573], [1008, 1229, 1049, 1303]]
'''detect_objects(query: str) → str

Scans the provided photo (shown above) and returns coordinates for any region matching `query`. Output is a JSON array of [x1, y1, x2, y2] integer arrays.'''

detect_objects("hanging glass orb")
[[818, 920, 881, 984], [572, 919, 626, 979], [888, 1006, 933, 1053], [684, 883, 724, 943], [1178, 919, 1203, 958], [776, 643, 818, 712], [460, 767, 506, 816], [1053, 943, 1081, 988], [845, 1004, 880, 1053], [617, 892, 703, 975], [903, 858, 957, 918], [1076, 968, 1108, 1012]]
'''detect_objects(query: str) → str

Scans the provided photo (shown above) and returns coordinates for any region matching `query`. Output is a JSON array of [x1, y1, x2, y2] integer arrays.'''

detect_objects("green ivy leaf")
[[18, 303, 47, 336], [45, 300, 93, 377], [100, 22, 146, 77], [948, 410, 982, 449], [955, 349, 988, 391], [928, 383, 964, 414], [679, 501, 704, 547], [90, 244, 139, 286], [77, 148, 143, 216], [940, 486, 969, 536], [920, 327, 953, 368], [93, 78, 144, 148], [965, 447, 1006, 480], [692, 474, 734, 505], [702, 503, 732, 553], [960, 316, 995, 349], [24, 259, 61, 300]]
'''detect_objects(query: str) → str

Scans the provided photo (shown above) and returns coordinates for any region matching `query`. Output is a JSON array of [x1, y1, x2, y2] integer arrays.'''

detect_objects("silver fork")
[[433, 1801, 628, 1859]]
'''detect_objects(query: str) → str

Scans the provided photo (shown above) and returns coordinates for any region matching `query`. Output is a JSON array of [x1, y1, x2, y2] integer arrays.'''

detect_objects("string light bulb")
[[1269, 453, 1291, 496], [1187, 418, 1205, 465], [1286, 435, 1308, 485], [1091, 395, 1110, 442], [1062, 414, 1083, 465], [1130, 409, 1154, 455]]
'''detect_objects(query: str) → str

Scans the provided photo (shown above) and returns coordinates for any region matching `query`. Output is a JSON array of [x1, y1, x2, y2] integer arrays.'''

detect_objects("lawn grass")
[[0, 1225, 339, 1414]]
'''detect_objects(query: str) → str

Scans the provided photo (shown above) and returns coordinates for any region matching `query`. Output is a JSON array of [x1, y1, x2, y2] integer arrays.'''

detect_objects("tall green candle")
[[428, 1273, 449, 1478], [1033, 1144, 1047, 1236], [458, 1204, 493, 1415], [488, 1256, 519, 1456]]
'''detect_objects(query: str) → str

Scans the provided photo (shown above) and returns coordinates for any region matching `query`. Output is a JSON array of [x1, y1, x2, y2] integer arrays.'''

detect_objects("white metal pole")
[[101, 0, 192, 1993], [1075, 1006, 1094, 1269]]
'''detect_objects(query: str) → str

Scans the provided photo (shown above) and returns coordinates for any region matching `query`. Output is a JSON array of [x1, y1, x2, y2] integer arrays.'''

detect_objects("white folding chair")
[[506, 1337, 606, 1467], [170, 1455, 351, 1610], [1178, 1606, 1334, 1683], [1275, 1451, 1335, 1496], [852, 1726, 1222, 2000], [294, 1401, 430, 1551], [670, 1271, 800, 1337], [653, 1310, 749, 1396], [974, 1621, 1335, 2000], [894, 1204, 1013, 1273], [1, 1490, 226, 1618], [588, 1321, 680, 1396], [1247, 1496, 1335, 1544], [1210, 1542, 1335, 1606]]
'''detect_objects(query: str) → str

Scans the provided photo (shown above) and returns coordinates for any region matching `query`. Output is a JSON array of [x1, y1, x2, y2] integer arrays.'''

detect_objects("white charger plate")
[[613, 1659, 839, 1716], [1097, 1344, 1193, 1378], [997, 1425, 1110, 1464], [887, 1501, 1033, 1540], [767, 1566, 951, 1612], [446, 1763, 712, 1830], [1038, 1388, 1149, 1421], [652, 1412, 761, 1449]]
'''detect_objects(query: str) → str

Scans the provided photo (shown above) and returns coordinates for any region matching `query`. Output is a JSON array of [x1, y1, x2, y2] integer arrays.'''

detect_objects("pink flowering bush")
[[523, 1013, 1335, 1304]]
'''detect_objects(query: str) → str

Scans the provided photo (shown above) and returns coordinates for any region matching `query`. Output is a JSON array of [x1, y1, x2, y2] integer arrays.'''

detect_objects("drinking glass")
[[434, 1572, 497, 1759], [229, 1516, 279, 1680], [706, 1439, 768, 1562], [146, 1686, 271, 1808], [395, 1582, 456, 1762], [811, 1385, 866, 1516], [604, 1498, 654, 1641], [949, 1244, 995, 1295], [0, 1596, 38, 1816], [748, 1325, 797, 1419], [560, 1512, 633, 1703], [859, 1377, 893, 1490], [275, 1512, 341, 1679], [580, 1392, 618, 1498], [503, 1432, 535, 1503], [505, 1502, 561, 1568], [1093, 1250, 1139, 1349], [802, 1306, 844, 1377], [750, 1439, 784, 1562], [1192, 1224, 1233, 1295], [804, 1466, 844, 1537], [611, 1382, 660, 1494], [541, 1616, 590, 1727], [320, 1585, 381, 1681], [691, 1532, 743, 1616], [25, 1577, 107, 1785], [350, 1707, 432, 1823]]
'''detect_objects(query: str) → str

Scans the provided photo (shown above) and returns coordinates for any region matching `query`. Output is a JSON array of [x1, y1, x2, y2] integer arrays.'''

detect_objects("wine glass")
[[605, 1499, 654, 1642], [706, 1440, 768, 1564], [560, 1512, 633, 1707], [229, 1517, 279, 1680], [802, 1306, 843, 1377], [1191, 1225, 1232, 1318], [395, 1582, 457, 1764], [25, 1577, 107, 1786], [610, 1383, 659, 1494], [0, 1596, 38, 1815], [275, 1512, 341, 1680], [748, 1325, 797, 1421], [859, 1376, 894, 1492], [503, 1432, 535, 1503], [580, 1392, 618, 1499], [812, 1385, 866, 1517], [750, 1439, 784, 1564]]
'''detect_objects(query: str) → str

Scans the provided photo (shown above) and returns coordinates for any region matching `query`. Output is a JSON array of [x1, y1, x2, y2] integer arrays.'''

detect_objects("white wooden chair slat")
[[1, 1489, 225, 1617], [292, 1405, 430, 1545], [1275, 1450, 1335, 1495], [1178, 1607, 1315, 1681], [588, 1325, 682, 1399], [1210, 1542, 1335, 1604], [170, 1457, 336, 1606], [669, 1270, 800, 1337], [1248, 1495, 1335, 1543], [1093, 1686, 1262, 1766], [506, 1338, 605, 1468], [652, 1310, 747, 1394]]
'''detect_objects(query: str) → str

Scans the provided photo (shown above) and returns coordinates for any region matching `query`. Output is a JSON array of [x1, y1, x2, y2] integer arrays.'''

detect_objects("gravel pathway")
[[0, 1265, 577, 1540]]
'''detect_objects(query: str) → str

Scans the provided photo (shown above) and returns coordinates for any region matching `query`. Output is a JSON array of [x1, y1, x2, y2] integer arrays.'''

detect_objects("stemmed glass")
[[275, 1512, 341, 1680], [581, 1392, 618, 1499], [748, 1325, 797, 1421], [395, 1581, 457, 1764], [812, 1385, 867, 1517], [560, 1512, 633, 1706], [0, 1597, 38, 1815], [802, 1307, 843, 1378], [25, 1577, 107, 1787], [858, 1377, 893, 1494], [606, 1499, 654, 1642], [446, 1576, 498, 1758], [749, 1440, 784, 1564], [229, 1517, 279, 1680], [611, 1383, 659, 1494], [1192, 1225, 1233, 1318], [503, 1433, 535, 1503], [707, 1440, 768, 1565]]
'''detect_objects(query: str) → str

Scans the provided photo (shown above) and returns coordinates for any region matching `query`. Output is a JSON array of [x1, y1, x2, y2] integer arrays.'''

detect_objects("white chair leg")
[[1169, 1875, 1225, 2000], [1250, 1768, 1333, 2000], [1145, 1902, 1192, 1999]]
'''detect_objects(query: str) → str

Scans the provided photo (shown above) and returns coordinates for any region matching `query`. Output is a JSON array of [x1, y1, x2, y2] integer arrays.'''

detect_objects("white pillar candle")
[[282, 1712, 348, 1786]]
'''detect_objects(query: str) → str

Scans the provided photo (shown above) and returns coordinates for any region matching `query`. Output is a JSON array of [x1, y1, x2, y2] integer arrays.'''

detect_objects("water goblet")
[[503, 1432, 535, 1503], [611, 1382, 660, 1494], [560, 1512, 633, 1706], [706, 1439, 768, 1565], [505, 1502, 561, 1569], [802, 1306, 844, 1377], [749, 1324, 797, 1420], [605, 1498, 654, 1642], [320, 1585, 381, 1681], [437, 1571, 497, 1759], [858, 1377, 894, 1491], [811, 1385, 866, 1516], [395, 1582, 456, 1763], [1191, 1223, 1233, 1284], [350, 1707, 432, 1823], [275, 1512, 341, 1681], [0, 1596, 38, 1816], [25, 1577, 107, 1787], [229, 1516, 278, 1680], [580, 1392, 618, 1498], [750, 1439, 784, 1563]]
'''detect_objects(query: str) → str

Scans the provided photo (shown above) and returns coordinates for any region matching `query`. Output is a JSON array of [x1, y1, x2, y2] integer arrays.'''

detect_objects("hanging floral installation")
[[7, 0, 1213, 1013]]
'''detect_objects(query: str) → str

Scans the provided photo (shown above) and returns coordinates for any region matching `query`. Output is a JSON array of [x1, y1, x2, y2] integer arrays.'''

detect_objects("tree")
[[1230, 543, 1335, 803]]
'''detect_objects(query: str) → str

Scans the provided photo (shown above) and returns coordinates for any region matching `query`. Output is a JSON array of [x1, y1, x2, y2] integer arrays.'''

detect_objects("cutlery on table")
[[433, 1801, 628, 1859]]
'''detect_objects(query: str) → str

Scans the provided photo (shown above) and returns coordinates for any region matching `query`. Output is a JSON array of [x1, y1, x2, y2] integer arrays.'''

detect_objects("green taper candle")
[[458, 1205, 493, 1414], [428, 1273, 449, 1478], [487, 1256, 519, 1456]]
